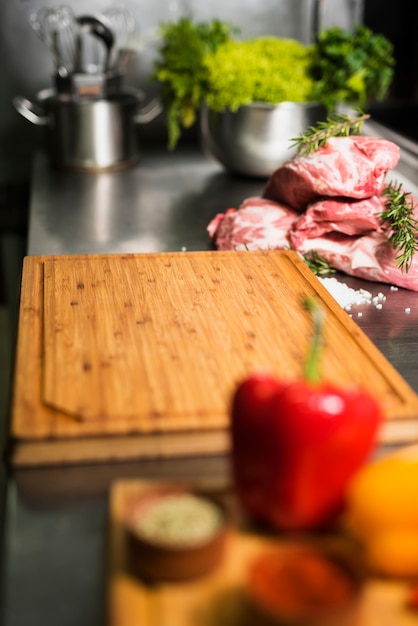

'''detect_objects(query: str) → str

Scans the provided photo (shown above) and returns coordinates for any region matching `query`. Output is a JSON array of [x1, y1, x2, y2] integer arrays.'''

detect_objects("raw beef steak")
[[290, 195, 385, 250], [207, 197, 299, 251], [263, 136, 400, 211], [292, 230, 418, 292]]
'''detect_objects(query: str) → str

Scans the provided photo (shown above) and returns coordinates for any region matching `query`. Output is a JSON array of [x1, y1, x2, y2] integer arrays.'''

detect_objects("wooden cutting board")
[[106, 480, 418, 626], [9, 250, 418, 467]]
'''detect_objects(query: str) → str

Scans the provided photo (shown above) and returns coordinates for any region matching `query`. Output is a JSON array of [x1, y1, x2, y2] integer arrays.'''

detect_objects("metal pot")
[[200, 101, 327, 178], [13, 87, 162, 172]]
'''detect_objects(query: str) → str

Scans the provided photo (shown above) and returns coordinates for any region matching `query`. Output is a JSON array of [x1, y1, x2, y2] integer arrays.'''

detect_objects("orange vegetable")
[[345, 445, 418, 577]]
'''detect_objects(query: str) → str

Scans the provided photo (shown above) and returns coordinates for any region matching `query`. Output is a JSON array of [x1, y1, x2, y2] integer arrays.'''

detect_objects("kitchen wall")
[[0, 0, 363, 185], [364, 0, 418, 102]]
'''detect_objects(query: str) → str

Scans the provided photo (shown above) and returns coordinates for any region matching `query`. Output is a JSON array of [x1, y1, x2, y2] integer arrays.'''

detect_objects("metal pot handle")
[[13, 96, 49, 126], [134, 97, 163, 124]]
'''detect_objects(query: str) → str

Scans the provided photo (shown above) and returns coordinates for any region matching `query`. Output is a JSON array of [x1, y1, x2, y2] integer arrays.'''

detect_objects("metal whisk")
[[101, 5, 139, 71], [29, 5, 79, 76]]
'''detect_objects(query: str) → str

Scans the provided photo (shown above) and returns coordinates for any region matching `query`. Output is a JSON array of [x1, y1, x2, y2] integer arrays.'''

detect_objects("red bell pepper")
[[231, 298, 383, 531]]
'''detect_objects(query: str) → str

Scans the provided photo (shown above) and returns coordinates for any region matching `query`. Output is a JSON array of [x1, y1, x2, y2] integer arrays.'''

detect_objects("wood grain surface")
[[106, 480, 418, 626], [9, 250, 418, 466]]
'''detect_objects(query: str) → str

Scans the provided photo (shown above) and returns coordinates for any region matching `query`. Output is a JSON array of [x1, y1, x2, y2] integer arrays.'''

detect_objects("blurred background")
[[1, 0, 368, 185]]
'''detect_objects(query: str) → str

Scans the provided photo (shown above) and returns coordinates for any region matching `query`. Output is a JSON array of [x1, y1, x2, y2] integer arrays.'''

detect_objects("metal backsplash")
[[0, 0, 363, 183]]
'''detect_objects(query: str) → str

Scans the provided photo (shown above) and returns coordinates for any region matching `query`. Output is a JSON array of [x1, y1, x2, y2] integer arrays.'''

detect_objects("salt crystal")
[[318, 277, 373, 311]]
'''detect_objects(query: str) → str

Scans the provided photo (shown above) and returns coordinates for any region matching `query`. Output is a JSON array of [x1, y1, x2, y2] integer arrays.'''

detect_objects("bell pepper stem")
[[303, 297, 325, 383]]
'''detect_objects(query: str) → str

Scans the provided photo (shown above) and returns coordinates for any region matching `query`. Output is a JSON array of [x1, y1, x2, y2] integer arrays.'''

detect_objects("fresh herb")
[[303, 251, 337, 276], [303, 297, 325, 384], [152, 19, 394, 150], [291, 111, 370, 156], [379, 182, 418, 272], [204, 37, 315, 112], [151, 17, 237, 149], [308, 25, 395, 110]]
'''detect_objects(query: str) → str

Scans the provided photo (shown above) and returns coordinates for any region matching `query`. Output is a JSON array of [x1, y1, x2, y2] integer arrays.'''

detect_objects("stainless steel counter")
[[3, 137, 418, 625], [28, 145, 265, 256]]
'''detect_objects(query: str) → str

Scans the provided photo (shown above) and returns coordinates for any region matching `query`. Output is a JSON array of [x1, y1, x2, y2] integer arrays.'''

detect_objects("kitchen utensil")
[[28, 7, 47, 39], [101, 5, 139, 69], [29, 5, 79, 76], [55, 15, 122, 98], [28, 7, 65, 76], [9, 251, 418, 467], [77, 14, 114, 73], [43, 6, 79, 74], [13, 87, 162, 171], [200, 101, 327, 177]]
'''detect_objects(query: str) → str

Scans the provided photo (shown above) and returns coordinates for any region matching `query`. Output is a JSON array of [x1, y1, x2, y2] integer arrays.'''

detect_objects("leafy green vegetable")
[[303, 251, 336, 276], [204, 37, 315, 112], [152, 17, 236, 149], [379, 182, 418, 273], [152, 18, 395, 149], [291, 110, 370, 156], [308, 25, 395, 109]]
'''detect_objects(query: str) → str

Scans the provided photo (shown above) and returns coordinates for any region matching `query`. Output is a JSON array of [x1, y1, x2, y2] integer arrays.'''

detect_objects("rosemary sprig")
[[379, 182, 418, 273], [303, 251, 336, 276], [291, 111, 370, 156], [303, 297, 325, 384]]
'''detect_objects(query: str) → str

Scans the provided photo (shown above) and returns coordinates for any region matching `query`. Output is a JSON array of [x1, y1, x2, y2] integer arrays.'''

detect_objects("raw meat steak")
[[207, 197, 299, 251], [263, 136, 400, 211], [290, 195, 385, 250], [293, 230, 418, 292]]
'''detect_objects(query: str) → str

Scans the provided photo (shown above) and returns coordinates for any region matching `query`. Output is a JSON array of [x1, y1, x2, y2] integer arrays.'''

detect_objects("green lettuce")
[[204, 37, 315, 112]]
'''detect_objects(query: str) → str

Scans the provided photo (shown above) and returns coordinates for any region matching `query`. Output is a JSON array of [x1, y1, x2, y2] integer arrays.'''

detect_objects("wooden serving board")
[[9, 250, 418, 467], [106, 479, 418, 626]]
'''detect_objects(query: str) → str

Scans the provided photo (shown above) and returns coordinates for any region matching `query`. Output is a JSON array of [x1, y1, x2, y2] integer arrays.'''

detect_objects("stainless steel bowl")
[[200, 101, 327, 178]]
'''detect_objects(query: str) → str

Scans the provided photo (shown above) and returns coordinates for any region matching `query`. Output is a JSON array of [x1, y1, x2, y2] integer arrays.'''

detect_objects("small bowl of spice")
[[244, 541, 363, 626], [125, 485, 229, 582]]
